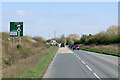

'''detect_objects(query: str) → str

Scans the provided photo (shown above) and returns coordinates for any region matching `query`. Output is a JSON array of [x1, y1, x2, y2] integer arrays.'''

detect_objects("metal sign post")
[[19, 32, 20, 44], [12, 37, 14, 48], [17, 27, 21, 44]]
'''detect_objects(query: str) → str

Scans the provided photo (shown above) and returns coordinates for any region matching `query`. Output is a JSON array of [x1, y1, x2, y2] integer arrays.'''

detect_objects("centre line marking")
[[82, 61, 85, 64], [93, 73, 101, 80], [78, 58, 81, 60], [76, 55, 78, 57], [73, 52, 101, 80], [86, 65, 92, 71]]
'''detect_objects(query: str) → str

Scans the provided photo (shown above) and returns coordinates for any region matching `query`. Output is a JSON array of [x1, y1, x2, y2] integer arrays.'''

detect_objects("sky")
[[2, 2, 118, 39]]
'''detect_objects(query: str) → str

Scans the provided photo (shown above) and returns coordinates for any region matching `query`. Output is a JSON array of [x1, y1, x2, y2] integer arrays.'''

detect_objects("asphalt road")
[[43, 47, 118, 79]]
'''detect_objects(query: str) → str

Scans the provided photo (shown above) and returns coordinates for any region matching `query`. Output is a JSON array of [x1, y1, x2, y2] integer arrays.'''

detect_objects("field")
[[79, 44, 119, 56]]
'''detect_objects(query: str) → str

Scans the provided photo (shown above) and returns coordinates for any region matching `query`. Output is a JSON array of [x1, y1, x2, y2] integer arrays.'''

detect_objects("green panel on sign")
[[10, 22, 23, 37]]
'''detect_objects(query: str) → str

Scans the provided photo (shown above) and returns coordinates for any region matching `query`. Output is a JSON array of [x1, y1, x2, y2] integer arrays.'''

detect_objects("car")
[[69, 44, 72, 47], [72, 45, 80, 50], [61, 43, 65, 47], [58, 43, 61, 47], [69, 44, 73, 49]]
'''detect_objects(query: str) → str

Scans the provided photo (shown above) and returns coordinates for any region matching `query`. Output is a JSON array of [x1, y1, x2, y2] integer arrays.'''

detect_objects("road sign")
[[10, 22, 23, 37]]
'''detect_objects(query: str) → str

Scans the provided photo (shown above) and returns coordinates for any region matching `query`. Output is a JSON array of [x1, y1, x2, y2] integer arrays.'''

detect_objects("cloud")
[[2, 10, 32, 16], [15, 10, 33, 16], [15, 10, 51, 17], [3, 10, 50, 17], [56, 13, 89, 19]]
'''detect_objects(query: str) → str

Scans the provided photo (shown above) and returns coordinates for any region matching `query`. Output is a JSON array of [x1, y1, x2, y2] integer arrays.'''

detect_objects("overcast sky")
[[2, 2, 117, 39]]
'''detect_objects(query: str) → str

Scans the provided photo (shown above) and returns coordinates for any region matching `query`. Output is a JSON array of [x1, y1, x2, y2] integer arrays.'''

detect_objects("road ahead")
[[43, 47, 118, 79]]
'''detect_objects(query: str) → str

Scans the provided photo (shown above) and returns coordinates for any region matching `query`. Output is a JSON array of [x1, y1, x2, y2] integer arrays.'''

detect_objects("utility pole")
[[48, 33, 50, 38], [54, 30, 56, 39]]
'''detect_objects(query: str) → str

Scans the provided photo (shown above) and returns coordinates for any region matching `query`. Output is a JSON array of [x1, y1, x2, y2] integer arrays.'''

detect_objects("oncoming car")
[[69, 44, 73, 49], [73, 45, 80, 50], [61, 43, 65, 47]]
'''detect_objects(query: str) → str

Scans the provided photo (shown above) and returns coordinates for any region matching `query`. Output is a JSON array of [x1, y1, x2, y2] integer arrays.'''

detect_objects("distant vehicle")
[[46, 42, 49, 45], [58, 43, 61, 47], [61, 43, 65, 47], [49, 40, 57, 46], [73, 45, 80, 50], [69, 44, 73, 49], [55, 43, 58, 46]]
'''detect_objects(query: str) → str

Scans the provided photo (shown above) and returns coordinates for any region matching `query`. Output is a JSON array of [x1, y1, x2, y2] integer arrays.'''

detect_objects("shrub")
[[79, 26, 119, 45], [17, 44, 22, 49]]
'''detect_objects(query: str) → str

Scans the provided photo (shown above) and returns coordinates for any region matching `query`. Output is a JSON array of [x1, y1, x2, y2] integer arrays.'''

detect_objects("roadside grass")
[[79, 46, 120, 57], [2, 32, 51, 78], [2, 47, 48, 78], [21, 46, 58, 78]]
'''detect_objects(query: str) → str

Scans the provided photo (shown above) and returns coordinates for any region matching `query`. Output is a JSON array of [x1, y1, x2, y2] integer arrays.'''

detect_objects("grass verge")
[[21, 46, 58, 78], [79, 46, 120, 57]]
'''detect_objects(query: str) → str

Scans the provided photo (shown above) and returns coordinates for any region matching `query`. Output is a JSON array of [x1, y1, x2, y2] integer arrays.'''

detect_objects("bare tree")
[[60, 34, 66, 43], [68, 33, 80, 40]]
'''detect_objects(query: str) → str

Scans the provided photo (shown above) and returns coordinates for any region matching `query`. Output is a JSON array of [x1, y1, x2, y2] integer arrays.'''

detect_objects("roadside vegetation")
[[2, 32, 58, 78], [76, 26, 120, 56], [2, 32, 48, 67], [47, 25, 119, 56], [76, 26, 119, 45], [22, 46, 58, 78], [79, 46, 119, 56]]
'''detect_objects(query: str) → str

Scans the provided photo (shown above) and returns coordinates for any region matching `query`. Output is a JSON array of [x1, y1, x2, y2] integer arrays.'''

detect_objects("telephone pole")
[[54, 30, 56, 39]]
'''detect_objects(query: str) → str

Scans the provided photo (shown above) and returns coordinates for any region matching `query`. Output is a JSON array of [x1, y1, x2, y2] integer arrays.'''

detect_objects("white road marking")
[[82, 61, 85, 64], [73, 52, 101, 80], [78, 58, 81, 60], [76, 55, 78, 57], [93, 73, 101, 80], [86, 65, 92, 71]]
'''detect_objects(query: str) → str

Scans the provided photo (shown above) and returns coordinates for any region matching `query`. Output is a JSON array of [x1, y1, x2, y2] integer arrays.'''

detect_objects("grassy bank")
[[21, 46, 58, 78], [2, 47, 49, 78], [2, 32, 49, 67], [2, 32, 51, 78], [80, 46, 119, 57]]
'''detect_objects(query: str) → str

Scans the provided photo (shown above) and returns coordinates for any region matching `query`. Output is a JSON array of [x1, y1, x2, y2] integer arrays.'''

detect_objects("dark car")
[[55, 43, 58, 46], [73, 45, 80, 50], [69, 44, 73, 49], [61, 43, 65, 47]]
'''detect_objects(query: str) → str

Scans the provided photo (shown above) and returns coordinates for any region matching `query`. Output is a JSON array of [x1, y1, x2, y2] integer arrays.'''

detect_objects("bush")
[[17, 44, 22, 49], [19, 48, 33, 58], [79, 26, 119, 45]]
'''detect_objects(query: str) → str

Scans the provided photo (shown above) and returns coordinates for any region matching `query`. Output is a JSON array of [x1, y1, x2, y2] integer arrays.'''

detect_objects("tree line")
[[77, 25, 119, 45], [47, 25, 120, 45]]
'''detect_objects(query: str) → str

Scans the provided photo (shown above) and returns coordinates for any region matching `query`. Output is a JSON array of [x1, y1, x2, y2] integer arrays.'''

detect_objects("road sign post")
[[19, 31, 20, 44], [10, 22, 23, 47], [17, 27, 21, 44], [12, 37, 14, 48]]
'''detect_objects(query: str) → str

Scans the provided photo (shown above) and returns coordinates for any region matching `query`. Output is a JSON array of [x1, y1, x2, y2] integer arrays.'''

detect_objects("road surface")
[[43, 47, 118, 79]]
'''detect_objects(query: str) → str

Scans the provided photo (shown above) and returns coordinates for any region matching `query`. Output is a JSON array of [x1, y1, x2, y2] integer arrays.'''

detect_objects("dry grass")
[[2, 47, 49, 78], [2, 32, 49, 67], [79, 44, 118, 53], [1, 32, 51, 78]]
